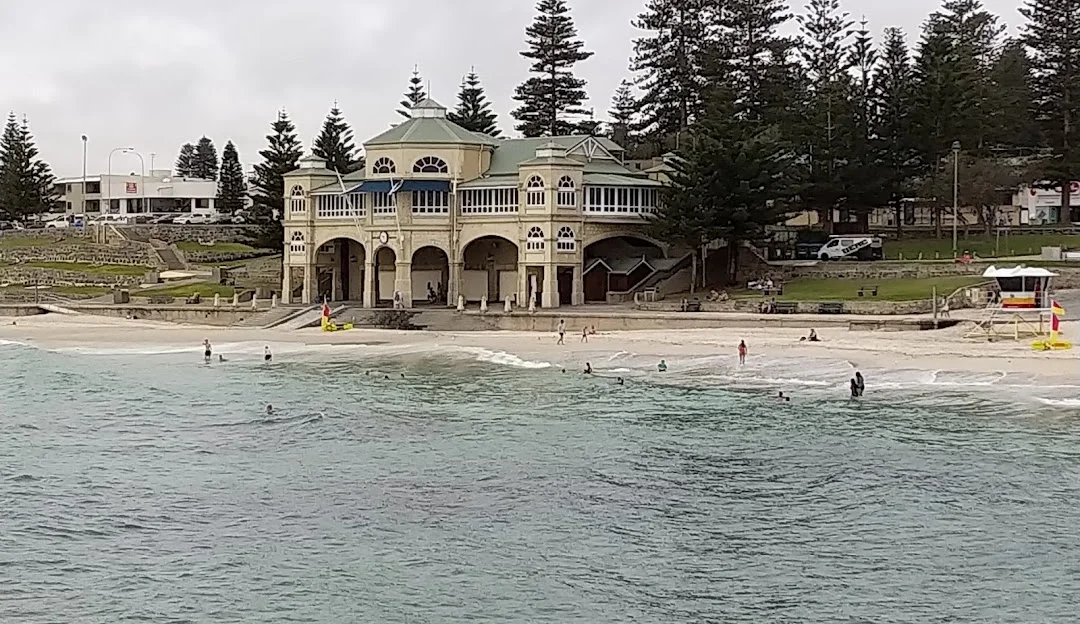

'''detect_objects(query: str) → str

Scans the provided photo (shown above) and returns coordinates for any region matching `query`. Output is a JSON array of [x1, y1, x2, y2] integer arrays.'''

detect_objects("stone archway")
[[582, 235, 666, 303], [373, 246, 397, 305], [316, 237, 366, 302], [460, 235, 520, 304], [411, 246, 450, 306]]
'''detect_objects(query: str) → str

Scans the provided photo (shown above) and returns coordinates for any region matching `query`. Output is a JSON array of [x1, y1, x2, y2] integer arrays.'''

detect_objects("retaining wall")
[[119, 225, 259, 244]]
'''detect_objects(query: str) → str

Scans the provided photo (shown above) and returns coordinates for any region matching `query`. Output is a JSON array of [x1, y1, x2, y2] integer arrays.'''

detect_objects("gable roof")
[[365, 99, 500, 147], [485, 135, 624, 175]]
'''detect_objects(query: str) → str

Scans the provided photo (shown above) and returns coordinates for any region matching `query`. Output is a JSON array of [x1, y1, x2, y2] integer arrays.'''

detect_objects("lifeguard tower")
[[966, 265, 1057, 340]]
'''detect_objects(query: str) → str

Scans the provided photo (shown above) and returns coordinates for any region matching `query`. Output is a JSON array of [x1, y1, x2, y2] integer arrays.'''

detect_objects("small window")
[[372, 157, 396, 174], [527, 226, 545, 251], [289, 231, 305, 254], [557, 176, 576, 208], [289, 185, 306, 213], [526, 176, 545, 206], [556, 226, 575, 252], [413, 156, 448, 174]]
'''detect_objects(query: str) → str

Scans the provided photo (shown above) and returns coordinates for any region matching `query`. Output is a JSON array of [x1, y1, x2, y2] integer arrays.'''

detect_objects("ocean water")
[[3, 339, 1080, 623]]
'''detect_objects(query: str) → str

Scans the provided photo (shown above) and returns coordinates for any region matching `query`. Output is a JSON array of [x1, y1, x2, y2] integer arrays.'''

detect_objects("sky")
[[0, 0, 1028, 179]]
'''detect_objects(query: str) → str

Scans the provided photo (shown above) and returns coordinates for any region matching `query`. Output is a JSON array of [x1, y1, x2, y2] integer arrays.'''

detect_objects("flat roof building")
[[282, 98, 666, 309], [56, 171, 218, 217]]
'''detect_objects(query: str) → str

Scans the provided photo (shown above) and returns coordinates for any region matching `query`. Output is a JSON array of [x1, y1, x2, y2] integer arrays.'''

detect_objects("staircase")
[[232, 306, 310, 328], [154, 245, 186, 271]]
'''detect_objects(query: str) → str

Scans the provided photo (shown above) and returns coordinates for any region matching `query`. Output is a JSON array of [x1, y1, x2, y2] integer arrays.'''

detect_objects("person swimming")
[[203, 339, 212, 363], [266, 404, 274, 415], [263, 346, 272, 362], [584, 363, 593, 374], [657, 360, 668, 372], [777, 391, 790, 402], [855, 371, 865, 397], [218, 354, 227, 363], [617, 377, 624, 385]]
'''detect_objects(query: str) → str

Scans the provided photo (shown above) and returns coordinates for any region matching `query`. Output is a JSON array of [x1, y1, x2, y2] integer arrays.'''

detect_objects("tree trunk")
[[894, 203, 903, 239], [729, 243, 740, 286], [1061, 181, 1072, 225], [935, 206, 943, 239], [690, 252, 697, 294], [701, 245, 707, 288]]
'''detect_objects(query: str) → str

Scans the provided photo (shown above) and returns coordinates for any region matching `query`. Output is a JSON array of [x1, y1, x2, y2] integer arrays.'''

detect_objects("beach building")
[[281, 98, 668, 308], [56, 171, 218, 217]]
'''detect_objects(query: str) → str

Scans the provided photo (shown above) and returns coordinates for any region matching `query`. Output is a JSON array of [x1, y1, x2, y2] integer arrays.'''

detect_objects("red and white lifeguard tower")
[[966, 265, 1057, 340]]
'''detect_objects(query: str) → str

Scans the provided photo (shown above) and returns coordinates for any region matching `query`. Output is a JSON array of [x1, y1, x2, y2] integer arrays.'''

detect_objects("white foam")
[[1036, 397, 1080, 408], [458, 346, 551, 369]]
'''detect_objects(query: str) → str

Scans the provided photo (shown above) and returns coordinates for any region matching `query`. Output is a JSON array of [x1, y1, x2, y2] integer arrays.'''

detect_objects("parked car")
[[173, 214, 211, 225], [45, 214, 88, 228], [0, 220, 22, 231], [230, 214, 248, 224], [151, 214, 177, 224]]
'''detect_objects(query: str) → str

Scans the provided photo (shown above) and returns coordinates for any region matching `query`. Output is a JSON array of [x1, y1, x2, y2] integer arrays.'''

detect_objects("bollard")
[[271, 294, 278, 308], [213, 293, 220, 308], [457, 294, 465, 312], [504, 296, 512, 313], [480, 295, 488, 313], [528, 295, 536, 313], [251, 295, 259, 310], [232, 293, 239, 307]]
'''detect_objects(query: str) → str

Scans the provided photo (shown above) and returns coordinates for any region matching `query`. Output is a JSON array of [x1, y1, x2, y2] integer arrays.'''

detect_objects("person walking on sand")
[[556, 319, 566, 345], [581, 326, 589, 343], [202, 339, 212, 363], [738, 340, 748, 365]]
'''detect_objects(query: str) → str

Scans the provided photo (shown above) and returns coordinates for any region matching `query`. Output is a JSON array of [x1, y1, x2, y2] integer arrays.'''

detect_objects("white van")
[[817, 236, 884, 261], [45, 214, 89, 228]]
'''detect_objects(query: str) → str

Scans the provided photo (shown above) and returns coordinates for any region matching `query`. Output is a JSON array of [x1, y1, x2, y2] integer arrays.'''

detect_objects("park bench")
[[763, 285, 784, 296], [147, 295, 174, 305], [185, 293, 202, 305], [857, 285, 878, 297], [680, 298, 701, 312], [818, 302, 845, 314], [773, 301, 798, 314]]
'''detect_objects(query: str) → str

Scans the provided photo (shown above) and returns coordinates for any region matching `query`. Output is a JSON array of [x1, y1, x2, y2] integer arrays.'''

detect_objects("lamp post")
[[952, 141, 961, 255], [80, 135, 88, 215], [107, 147, 144, 214]]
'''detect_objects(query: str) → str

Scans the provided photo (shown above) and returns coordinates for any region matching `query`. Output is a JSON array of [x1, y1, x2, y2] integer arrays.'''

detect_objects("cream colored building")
[[282, 98, 665, 308]]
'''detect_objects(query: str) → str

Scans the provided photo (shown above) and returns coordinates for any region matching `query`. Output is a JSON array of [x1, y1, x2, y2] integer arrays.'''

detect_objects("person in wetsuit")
[[264, 346, 272, 362], [584, 363, 593, 374], [855, 371, 865, 396], [850, 378, 859, 398]]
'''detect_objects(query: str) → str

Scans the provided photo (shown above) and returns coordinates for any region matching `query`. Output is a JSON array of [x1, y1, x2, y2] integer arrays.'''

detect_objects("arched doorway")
[[411, 246, 450, 305], [373, 246, 397, 306], [315, 237, 366, 302], [461, 236, 520, 304], [583, 235, 665, 303]]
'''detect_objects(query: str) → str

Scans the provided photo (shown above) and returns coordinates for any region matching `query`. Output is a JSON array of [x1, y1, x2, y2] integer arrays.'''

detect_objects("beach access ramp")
[[275, 305, 347, 331]]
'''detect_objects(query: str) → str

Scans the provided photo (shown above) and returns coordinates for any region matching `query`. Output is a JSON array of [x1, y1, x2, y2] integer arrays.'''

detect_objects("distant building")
[[1013, 183, 1080, 225], [282, 98, 667, 308], [56, 170, 218, 217]]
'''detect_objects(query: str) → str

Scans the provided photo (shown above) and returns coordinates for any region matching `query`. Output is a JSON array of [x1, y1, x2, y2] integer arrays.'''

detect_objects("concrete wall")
[[59, 305, 266, 326], [465, 311, 859, 331], [119, 225, 260, 244]]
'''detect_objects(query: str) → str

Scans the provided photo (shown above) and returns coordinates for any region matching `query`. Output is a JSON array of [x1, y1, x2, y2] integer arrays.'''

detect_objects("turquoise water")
[[3, 341, 1080, 623]]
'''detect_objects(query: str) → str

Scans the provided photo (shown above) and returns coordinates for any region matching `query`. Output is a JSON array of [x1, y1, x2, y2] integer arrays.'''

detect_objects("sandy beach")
[[1, 312, 1075, 381]]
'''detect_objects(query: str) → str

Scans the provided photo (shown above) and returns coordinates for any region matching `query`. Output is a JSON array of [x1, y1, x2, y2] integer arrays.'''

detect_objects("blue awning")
[[353, 179, 452, 193]]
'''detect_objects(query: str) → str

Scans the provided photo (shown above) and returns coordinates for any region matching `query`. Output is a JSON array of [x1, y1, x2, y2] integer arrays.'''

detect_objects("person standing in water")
[[557, 319, 566, 345], [738, 340, 748, 365], [264, 346, 272, 362], [584, 363, 593, 374], [581, 326, 589, 343], [855, 371, 865, 397], [657, 360, 668, 372], [203, 339, 212, 363], [850, 378, 859, 398]]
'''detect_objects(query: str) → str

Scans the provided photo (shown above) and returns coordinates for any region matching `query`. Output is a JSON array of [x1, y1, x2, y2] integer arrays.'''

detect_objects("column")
[[448, 261, 463, 308], [571, 264, 584, 306], [331, 267, 341, 301], [395, 261, 413, 308], [541, 264, 558, 308], [518, 266, 529, 308], [301, 264, 317, 304], [281, 263, 293, 304], [363, 261, 375, 308]]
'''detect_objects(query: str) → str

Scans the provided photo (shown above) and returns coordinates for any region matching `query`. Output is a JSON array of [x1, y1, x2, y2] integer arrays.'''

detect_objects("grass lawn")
[[0, 285, 110, 297], [141, 282, 236, 298], [739, 276, 987, 302], [175, 241, 257, 253], [884, 234, 1080, 260], [23, 261, 148, 276]]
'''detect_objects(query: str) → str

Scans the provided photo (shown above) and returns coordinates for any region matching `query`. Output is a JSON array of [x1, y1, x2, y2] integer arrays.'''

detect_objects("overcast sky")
[[0, 0, 1026, 178]]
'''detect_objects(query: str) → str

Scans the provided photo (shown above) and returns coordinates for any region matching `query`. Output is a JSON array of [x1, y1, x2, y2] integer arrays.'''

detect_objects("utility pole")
[[952, 141, 961, 255]]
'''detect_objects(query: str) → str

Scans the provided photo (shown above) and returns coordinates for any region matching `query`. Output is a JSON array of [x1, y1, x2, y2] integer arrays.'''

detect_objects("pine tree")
[[651, 87, 795, 287], [175, 143, 196, 176], [1021, 0, 1080, 224], [0, 113, 57, 219], [511, 0, 595, 137], [840, 19, 888, 230], [874, 27, 920, 235], [630, 0, 708, 151], [987, 40, 1041, 150], [397, 66, 427, 119], [609, 80, 639, 151], [312, 103, 360, 174], [252, 111, 303, 249], [447, 69, 501, 136], [216, 141, 247, 217], [192, 137, 219, 180]]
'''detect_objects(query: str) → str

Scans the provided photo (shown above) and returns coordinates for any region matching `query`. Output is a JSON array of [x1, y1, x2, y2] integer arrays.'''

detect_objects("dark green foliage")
[[609, 80, 640, 152], [312, 104, 360, 174], [216, 141, 246, 216], [252, 111, 303, 249], [397, 66, 427, 119], [0, 113, 57, 219], [447, 70, 501, 136], [192, 137, 218, 181], [175, 143, 195, 177], [511, 0, 594, 137]]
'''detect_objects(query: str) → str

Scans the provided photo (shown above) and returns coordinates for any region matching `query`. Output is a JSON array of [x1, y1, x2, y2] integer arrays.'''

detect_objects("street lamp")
[[107, 147, 145, 214], [952, 141, 961, 255], [80, 135, 88, 215]]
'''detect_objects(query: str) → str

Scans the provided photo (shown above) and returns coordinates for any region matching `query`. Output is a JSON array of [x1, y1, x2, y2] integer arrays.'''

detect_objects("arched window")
[[412, 156, 448, 174], [557, 176, 576, 208], [289, 231, 305, 254], [526, 175, 545, 206], [556, 226, 576, 252], [289, 185, 306, 213], [526, 226, 545, 251], [372, 157, 396, 174]]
